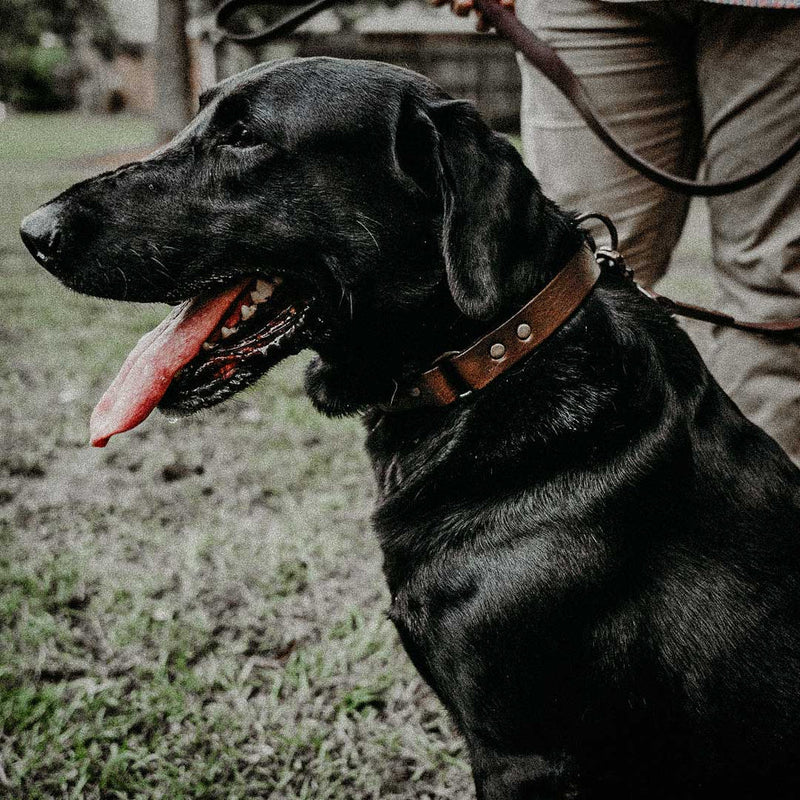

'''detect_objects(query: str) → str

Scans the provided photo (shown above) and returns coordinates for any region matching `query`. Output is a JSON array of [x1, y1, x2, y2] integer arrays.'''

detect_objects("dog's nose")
[[20, 205, 63, 268]]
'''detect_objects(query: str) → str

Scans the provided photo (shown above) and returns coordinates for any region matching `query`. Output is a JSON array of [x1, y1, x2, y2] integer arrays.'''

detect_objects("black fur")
[[21, 57, 800, 799]]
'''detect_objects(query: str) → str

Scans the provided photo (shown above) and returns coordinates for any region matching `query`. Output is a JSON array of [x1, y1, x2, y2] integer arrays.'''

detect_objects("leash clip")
[[594, 246, 634, 282], [575, 212, 635, 281]]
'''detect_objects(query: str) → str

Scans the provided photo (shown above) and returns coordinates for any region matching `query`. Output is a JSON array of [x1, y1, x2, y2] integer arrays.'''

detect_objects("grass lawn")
[[0, 113, 157, 163], [0, 115, 471, 799]]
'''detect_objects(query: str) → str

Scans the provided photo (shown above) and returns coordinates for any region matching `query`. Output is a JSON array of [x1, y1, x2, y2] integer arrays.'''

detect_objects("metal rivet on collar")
[[490, 343, 506, 359], [517, 323, 531, 340], [410, 387, 421, 397]]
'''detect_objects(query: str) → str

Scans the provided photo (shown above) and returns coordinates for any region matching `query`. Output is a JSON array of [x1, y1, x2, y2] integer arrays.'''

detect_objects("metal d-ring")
[[575, 212, 619, 252], [575, 212, 635, 280]]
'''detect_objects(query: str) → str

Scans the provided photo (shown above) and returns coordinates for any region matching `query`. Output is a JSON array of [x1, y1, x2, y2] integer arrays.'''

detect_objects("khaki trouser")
[[517, 0, 800, 462]]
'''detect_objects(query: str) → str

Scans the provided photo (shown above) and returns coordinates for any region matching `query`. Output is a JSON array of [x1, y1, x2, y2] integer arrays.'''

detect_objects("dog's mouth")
[[89, 275, 319, 447]]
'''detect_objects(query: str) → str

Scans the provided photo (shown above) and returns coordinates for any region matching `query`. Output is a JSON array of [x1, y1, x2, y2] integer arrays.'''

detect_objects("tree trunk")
[[155, 0, 193, 142]]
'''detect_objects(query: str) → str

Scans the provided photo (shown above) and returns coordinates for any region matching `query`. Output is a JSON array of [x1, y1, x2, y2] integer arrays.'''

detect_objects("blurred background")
[[0, 2, 710, 798], [0, 0, 522, 140]]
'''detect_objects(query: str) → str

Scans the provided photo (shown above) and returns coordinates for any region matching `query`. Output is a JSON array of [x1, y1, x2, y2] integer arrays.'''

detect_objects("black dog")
[[20, 58, 800, 799]]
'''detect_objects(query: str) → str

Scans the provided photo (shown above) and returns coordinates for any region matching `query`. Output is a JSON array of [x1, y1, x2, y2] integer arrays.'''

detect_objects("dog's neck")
[[362, 270, 672, 511], [363, 233, 608, 460], [383, 247, 600, 412], [390, 209, 589, 388], [306, 209, 587, 417]]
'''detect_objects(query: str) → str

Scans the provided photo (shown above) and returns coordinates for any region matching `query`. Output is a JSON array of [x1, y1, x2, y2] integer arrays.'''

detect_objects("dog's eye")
[[224, 121, 258, 149]]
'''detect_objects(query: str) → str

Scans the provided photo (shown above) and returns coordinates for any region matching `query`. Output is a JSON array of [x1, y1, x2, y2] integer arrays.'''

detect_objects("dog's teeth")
[[202, 341, 215, 351], [250, 276, 284, 303], [221, 326, 237, 339], [241, 304, 256, 320], [251, 279, 274, 303]]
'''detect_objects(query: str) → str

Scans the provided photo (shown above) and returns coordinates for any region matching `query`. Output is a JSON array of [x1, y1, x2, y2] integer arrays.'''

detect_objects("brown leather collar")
[[385, 247, 601, 411]]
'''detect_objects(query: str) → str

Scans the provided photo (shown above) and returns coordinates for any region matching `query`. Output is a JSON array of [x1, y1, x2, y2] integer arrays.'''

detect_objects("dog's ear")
[[431, 99, 553, 321], [394, 95, 442, 203], [396, 96, 567, 321]]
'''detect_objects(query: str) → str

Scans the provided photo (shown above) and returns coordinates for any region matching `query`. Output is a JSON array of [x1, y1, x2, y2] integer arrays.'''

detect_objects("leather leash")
[[385, 213, 800, 412], [469, 0, 800, 197], [214, 0, 800, 197], [215, 0, 337, 43]]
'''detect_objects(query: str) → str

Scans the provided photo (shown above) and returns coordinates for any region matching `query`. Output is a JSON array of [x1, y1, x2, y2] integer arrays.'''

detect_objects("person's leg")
[[696, 6, 800, 463], [516, 0, 702, 287]]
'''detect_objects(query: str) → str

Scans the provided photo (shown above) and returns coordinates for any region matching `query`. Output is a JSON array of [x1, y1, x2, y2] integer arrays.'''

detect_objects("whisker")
[[355, 215, 380, 253]]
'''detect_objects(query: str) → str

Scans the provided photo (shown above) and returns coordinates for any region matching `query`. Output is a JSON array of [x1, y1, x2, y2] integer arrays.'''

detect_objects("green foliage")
[[2, 44, 71, 111], [0, 0, 117, 53], [0, 0, 118, 109]]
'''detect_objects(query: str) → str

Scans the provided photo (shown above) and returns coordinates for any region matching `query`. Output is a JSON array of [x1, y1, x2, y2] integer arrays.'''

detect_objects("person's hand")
[[429, 0, 515, 33]]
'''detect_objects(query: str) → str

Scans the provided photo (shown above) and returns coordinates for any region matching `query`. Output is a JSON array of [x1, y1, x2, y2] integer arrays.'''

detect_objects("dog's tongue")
[[89, 281, 248, 448]]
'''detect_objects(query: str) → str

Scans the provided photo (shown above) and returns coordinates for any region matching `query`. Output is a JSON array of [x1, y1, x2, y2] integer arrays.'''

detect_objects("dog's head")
[[20, 57, 580, 443]]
